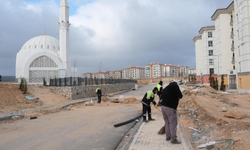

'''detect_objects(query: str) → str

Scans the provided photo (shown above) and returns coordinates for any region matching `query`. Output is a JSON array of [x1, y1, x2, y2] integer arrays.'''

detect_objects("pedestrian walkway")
[[127, 109, 192, 150]]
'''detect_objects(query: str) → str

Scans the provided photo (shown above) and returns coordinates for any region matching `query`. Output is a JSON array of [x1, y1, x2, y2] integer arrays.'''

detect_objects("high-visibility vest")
[[146, 90, 154, 100], [96, 88, 100, 93], [157, 84, 162, 91]]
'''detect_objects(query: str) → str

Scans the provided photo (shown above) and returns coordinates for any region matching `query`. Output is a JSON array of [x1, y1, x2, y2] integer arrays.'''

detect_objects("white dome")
[[19, 35, 60, 53]]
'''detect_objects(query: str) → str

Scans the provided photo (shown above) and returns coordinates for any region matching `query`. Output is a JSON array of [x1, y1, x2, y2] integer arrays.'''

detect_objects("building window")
[[208, 32, 212, 38], [209, 59, 214, 65], [208, 50, 213, 56], [233, 66, 235, 70], [47, 45, 49, 49], [41, 45, 43, 48], [208, 41, 213, 47], [209, 68, 214, 74]]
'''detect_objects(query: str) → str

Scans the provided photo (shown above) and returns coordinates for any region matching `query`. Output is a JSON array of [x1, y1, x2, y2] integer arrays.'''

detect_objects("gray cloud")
[[0, 0, 232, 76]]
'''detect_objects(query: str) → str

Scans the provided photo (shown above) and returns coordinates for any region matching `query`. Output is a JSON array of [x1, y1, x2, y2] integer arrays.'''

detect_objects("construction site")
[[0, 81, 250, 150]]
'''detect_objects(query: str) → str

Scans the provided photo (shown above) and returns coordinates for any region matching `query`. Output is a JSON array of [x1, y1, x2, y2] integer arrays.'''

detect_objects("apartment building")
[[194, 0, 250, 93], [113, 70, 122, 79], [211, 1, 235, 89], [145, 63, 164, 78], [199, 25, 215, 84], [164, 64, 178, 77], [179, 66, 189, 78], [188, 68, 197, 75], [122, 66, 145, 79], [194, 26, 216, 84], [234, 0, 250, 92], [145, 64, 151, 78], [82, 72, 93, 78], [193, 35, 202, 82], [122, 69, 129, 79]]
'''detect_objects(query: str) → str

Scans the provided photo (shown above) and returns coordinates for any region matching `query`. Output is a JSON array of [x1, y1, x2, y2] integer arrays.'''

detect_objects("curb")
[[115, 118, 143, 150]]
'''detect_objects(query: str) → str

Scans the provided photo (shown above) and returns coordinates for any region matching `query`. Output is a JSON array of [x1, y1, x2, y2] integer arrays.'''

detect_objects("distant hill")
[[1, 76, 15, 82]]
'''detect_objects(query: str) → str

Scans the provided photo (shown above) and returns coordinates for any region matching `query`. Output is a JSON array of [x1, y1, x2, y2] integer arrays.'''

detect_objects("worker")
[[96, 88, 102, 103], [141, 87, 158, 122], [161, 81, 183, 144], [156, 81, 163, 106]]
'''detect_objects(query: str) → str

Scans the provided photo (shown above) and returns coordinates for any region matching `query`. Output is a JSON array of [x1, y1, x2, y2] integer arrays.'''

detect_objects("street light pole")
[[214, 55, 220, 90]]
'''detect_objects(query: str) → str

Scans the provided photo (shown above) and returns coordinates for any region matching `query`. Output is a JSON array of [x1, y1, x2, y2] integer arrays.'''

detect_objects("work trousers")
[[161, 105, 178, 141], [142, 103, 152, 119], [97, 95, 101, 103]]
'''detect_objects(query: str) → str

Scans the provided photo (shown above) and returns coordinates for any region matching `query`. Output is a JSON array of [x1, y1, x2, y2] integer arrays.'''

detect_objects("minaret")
[[59, 0, 71, 77]]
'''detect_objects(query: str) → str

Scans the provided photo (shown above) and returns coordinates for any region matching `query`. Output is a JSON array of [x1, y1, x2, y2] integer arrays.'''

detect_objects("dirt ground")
[[179, 85, 250, 150], [0, 82, 140, 114], [2, 82, 250, 149], [0, 82, 71, 113]]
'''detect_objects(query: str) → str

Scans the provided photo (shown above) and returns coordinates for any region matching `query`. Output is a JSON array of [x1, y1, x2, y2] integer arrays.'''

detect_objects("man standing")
[[156, 81, 163, 106], [161, 81, 183, 144], [96, 88, 102, 103], [141, 87, 158, 122]]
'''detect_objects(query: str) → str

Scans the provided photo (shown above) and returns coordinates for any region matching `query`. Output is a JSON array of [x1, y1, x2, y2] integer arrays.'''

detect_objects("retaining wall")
[[50, 83, 135, 100]]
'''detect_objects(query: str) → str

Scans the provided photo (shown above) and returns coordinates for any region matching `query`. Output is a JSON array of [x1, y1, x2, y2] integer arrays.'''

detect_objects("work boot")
[[166, 137, 171, 141], [171, 139, 181, 144], [148, 116, 155, 121]]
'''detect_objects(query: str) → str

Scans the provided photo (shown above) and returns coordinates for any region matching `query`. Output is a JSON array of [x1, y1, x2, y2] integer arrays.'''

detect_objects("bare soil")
[[179, 85, 250, 150], [0, 82, 140, 114], [0, 82, 39, 113]]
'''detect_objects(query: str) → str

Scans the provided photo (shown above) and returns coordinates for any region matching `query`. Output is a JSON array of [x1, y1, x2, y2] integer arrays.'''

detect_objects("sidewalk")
[[127, 109, 193, 150]]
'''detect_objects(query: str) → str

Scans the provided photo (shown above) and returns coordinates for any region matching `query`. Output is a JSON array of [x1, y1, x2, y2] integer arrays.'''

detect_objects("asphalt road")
[[0, 83, 159, 150]]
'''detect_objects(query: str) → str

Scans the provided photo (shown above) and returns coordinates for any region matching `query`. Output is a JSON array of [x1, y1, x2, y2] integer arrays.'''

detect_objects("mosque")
[[15, 0, 74, 83]]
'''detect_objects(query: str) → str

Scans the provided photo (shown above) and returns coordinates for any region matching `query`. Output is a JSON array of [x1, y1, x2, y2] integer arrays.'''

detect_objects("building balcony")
[[230, 32, 234, 39], [230, 18, 233, 26], [231, 44, 235, 51], [231, 57, 235, 64]]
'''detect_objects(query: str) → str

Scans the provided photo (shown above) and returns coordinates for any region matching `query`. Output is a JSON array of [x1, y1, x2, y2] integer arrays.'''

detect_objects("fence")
[[49, 77, 137, 86]]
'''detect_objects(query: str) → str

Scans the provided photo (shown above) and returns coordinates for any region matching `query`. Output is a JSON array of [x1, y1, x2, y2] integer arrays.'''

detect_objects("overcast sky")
[[0, 0, 232, 76]]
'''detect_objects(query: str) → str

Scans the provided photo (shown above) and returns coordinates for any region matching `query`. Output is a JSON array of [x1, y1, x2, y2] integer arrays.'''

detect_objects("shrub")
[[220, 75, 226, 91], [43, 77, 47, 86]]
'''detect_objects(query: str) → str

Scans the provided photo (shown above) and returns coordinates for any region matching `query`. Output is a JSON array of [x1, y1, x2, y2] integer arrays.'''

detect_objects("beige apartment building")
[[113, 70, 122, 79], [194, 25, 215, 84], [194, 0, 250, 93], [122, 66, 145, 79], [145, 63, 164, 78], [82, 72, 93, 78], [164, 64, 179, 77], [179, 66, 189, 78], [211, 1, 236, 89]]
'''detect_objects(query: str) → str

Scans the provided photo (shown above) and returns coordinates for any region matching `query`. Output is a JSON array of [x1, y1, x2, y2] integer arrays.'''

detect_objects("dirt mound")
[[179, 85, 250, 150], [120, 97, 140, 104], [101, 97, 140, 104], [0, 82, 41, 113]]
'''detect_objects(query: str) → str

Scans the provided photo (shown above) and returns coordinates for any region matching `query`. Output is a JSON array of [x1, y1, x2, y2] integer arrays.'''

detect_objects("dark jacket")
[[161, 82, 183, 110], [96, 89, 102, 97]]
